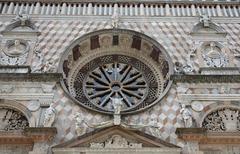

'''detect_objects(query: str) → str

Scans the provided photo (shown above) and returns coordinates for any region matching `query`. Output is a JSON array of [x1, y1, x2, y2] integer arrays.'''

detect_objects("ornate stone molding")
[[176, 128, 240, 145], [0, 1, 239, 18], [171, 74, 240, 83], [90, 135, 142, 148], [0, 127, 57, 144], [0, 13, 40, 66]]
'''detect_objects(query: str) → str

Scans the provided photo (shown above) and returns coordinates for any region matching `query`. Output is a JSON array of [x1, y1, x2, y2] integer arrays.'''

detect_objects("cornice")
[[0, 72, 62, 82], [171, 74, 240, 83], [0, 0, 239, 5]]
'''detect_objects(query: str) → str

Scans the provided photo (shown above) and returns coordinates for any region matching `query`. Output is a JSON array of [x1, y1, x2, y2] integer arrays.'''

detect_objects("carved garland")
[[202, 108, 240, 132], [0, 107, 29, 131]]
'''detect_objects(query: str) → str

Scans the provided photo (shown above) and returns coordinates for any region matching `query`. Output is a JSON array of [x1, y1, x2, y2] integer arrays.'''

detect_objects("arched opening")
[[58, 29, 173, 114]]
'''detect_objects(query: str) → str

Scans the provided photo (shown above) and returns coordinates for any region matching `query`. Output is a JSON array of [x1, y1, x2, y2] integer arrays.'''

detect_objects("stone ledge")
[[171, 74, 240, 83], [176, 128, 240, 144], [0, 72, 62, 82], [0, 0, 238, 5], [0, 127, 57, 144]]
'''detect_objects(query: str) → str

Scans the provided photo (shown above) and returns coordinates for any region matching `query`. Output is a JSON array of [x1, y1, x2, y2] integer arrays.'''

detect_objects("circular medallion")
[[202, 43, 228, 67], [27, 101, 40, 111], [191, 101, 204, 112]]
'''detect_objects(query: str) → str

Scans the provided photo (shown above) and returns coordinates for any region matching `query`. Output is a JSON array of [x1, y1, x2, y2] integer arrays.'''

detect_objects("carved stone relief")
[[0, 108, 29, 131], [43, 105, 56, 127], [202, 108, 240, 132], [180, 104, 193, 128], [0, 13, 39, 66], [90, 135, 142, 148], [202, 42, 228, 68]]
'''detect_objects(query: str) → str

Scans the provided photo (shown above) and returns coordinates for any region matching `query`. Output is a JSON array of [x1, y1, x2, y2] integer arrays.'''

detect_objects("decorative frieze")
[[90, 135, 142, 148], [0, 2, 239, 17]]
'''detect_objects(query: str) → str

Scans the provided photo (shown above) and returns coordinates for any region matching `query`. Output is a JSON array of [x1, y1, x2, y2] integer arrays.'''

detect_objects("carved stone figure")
[[202, 108, 240, 132], [111, 98, 123, 125], [74, 112, 88, 136], [111, 10, 119, 28], [180, 104, 193, 128], [199, 13, 210, 27], [43, 105, 56, 127], [42, 59, 55, 73], [12, 12, 30, 26], [32, 50, 44, 72]]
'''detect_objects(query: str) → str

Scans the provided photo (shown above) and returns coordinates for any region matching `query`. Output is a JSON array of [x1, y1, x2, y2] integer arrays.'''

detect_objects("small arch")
[[198, 102, 240, 127], [0, 99, 35, 127]]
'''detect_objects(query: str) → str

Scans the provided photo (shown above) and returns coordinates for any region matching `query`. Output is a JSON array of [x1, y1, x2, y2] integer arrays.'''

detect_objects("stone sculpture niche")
[[0, 13, 40, 66]]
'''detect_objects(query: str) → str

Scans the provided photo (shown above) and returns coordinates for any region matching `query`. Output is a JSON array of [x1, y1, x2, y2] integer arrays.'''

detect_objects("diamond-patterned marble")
[[0, 16, 239, 149]]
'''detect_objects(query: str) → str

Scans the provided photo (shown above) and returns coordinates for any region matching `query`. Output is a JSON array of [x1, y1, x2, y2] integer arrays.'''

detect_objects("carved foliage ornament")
[[202, 108, 240, 132], [0, 108, 29, 131]]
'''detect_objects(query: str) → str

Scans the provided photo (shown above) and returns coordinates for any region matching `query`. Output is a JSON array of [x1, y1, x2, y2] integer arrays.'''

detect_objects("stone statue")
[[7, 40, 26, 56], [174, 62, 194, 74], [180, 104, 193, 128], [111, 10, 119, 28], [12, 12, 30, 26], [42, 59, 55, 73], [111, 98, 123, 125], [43, 105, 56, 127], [200, 13, 210, 27], [32, 50, 44, 72], [74, 112, 88, 136]]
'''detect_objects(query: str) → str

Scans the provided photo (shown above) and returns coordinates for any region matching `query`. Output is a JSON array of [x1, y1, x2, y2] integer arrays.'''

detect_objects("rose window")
[[60, 30, 173, 114], [84, 61, 148, 110]]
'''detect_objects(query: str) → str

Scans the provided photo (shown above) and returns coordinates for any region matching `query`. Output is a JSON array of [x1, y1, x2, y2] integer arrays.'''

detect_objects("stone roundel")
[[59, 29, 173, 114]]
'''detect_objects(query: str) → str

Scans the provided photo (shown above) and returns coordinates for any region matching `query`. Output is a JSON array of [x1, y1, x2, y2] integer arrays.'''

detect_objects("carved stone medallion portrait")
[[202, 42, 228, 67]]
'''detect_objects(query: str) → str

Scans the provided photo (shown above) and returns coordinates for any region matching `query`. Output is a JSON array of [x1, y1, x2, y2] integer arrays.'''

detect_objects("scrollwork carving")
[[202, 108, 240, 132], [0, 108, 29, 131]]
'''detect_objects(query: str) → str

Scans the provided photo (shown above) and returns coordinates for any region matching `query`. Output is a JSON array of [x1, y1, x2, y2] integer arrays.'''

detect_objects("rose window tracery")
[[60, 30, 173, 114], [202, 108, 240, 132], [84, 61, 148, 110]]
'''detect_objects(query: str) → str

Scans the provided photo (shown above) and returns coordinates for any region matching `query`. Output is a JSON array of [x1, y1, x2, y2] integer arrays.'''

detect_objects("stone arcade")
[[0, 0, 240, 154]]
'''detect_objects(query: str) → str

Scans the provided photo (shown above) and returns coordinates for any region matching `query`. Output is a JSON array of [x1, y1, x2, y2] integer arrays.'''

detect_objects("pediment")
[[53, 126, 180, 149]]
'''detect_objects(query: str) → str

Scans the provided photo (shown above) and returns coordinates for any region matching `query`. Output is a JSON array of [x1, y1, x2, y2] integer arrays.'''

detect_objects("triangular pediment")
[[53, 126, 180, 149]]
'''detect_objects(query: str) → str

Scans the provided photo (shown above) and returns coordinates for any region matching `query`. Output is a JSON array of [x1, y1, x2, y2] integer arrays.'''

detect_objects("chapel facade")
[[0, 0, 239, 154]]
